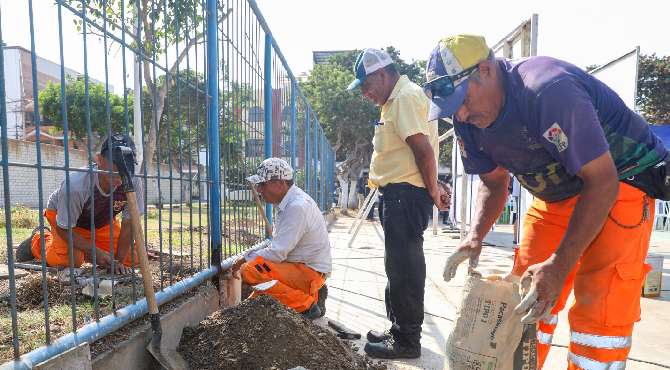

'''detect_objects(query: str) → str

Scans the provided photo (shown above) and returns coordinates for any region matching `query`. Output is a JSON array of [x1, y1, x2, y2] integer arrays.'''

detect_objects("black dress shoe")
[[366, 329, 392, 343], [364, 340, 421, 359], [300, 302, 322, 321]]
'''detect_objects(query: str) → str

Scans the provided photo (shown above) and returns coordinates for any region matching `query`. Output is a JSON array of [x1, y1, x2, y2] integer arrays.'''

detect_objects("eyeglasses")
[[423, 64, 479, 100]]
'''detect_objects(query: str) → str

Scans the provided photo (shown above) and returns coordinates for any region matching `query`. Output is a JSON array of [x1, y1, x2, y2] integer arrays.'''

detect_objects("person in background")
[[231, 158, 332, 320], [347, 47, 450, 359], [15, 133, 142, 275]]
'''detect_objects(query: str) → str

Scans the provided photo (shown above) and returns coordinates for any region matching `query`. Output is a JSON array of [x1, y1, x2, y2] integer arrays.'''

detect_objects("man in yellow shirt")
[[347, 48, 450, 359]]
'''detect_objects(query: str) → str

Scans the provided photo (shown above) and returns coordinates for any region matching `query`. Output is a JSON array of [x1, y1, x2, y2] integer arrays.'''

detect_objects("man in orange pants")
[[15, 133, 143, 275], [431, 35, 666, 369], [231, 158, 332, 320]]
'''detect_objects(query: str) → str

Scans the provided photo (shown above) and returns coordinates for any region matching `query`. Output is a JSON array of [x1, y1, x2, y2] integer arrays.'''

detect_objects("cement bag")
[[445, 272, 537, 370]]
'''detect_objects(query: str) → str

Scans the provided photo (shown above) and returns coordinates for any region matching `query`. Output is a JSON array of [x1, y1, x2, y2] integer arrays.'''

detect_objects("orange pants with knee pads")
[[240, 256, 325, 313], [31, 209, 133, 268], [512, 183, 653, 370]]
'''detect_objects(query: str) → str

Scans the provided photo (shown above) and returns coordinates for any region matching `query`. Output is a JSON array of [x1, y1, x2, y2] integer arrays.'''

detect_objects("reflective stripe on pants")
[[512, 183, 652, 369], [240, 256, 325, 313]]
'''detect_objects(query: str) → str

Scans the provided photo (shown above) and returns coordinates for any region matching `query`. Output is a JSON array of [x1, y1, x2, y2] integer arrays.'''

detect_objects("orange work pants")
[[512, 183, 653, 369], [31, 209, 133, 268], [240, 256, 325, 313]]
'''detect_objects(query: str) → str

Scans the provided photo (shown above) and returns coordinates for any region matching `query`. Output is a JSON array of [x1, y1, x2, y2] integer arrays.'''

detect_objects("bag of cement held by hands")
[[445, 272, 538, 370]]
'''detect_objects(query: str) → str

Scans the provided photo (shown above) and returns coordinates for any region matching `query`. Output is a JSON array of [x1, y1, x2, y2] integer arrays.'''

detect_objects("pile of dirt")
[[177, 294, 386, 370]]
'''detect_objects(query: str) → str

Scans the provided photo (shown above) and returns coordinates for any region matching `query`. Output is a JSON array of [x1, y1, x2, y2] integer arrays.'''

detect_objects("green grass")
[[0, 204, 267, 362]]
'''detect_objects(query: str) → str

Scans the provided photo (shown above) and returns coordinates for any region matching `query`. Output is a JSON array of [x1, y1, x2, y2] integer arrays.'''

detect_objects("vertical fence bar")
[[207, 0, 222, 270], [27, 0, 51, 343], [291, 79, 297, 175], [305, 106, 312, 196], [0, 3, 20, 359], [320, 131, 325, 211], [312, 119, 318, 201], [264, 32, 273, 229]]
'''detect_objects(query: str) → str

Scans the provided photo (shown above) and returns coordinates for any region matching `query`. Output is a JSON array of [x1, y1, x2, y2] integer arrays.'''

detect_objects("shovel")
[[112, 145, 187, 370]]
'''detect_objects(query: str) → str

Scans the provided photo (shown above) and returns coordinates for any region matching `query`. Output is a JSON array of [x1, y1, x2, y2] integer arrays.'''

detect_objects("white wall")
[[0, 139, 187, 207]]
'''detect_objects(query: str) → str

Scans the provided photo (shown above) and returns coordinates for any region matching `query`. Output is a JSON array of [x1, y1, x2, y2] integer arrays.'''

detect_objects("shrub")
[[0, 204, 40, 229]]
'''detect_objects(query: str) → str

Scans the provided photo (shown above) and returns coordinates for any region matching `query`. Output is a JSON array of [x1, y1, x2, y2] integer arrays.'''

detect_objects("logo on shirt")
[[456, 137, 467, 158], [113, 200, 126, 212], [543, 123, 568, 152]]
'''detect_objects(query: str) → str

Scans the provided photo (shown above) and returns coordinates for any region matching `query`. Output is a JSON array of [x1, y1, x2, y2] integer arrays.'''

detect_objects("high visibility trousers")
[[512, 183, 653, 370], [31, 209, 134, 268], [240, 256, 325, 313]]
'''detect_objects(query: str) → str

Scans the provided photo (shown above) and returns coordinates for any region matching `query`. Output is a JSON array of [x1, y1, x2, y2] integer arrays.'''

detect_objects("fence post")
[[264, 33, 273, 229], [320, 130, 325, 211], [206, 0, 222, 268], [305, 109, 311, 195], [291, 79, 297, 176], [313, 120, 318, 201]]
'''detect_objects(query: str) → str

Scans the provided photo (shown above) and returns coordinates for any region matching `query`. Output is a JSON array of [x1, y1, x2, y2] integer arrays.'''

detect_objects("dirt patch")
[[177, 294, 386, 370]]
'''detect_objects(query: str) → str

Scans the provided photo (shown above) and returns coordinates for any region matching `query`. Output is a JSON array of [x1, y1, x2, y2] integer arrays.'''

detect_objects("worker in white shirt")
[[231, 158, 332, 320]]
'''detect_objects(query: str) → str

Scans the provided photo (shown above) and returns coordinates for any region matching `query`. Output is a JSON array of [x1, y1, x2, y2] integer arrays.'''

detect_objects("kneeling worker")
[[15, 133, 142, 275], [231, 158, 332, 320]]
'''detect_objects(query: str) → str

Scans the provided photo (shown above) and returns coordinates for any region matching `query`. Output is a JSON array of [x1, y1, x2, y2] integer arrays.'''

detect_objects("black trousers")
[[379, 183, 432, 349]]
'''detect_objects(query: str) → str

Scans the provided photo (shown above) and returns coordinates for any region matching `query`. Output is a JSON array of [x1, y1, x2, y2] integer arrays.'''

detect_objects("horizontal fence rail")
[[0, 0, 335, 366]]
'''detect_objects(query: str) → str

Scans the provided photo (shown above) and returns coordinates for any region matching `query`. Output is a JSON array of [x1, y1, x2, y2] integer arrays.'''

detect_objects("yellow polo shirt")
[[369, 75, 438, 188]]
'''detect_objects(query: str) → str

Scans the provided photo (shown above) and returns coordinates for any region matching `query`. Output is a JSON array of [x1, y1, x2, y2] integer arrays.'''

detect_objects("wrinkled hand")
[[513, 259, 568, 324], [434, 181, 452, 210], [231, 255, 246, 280], [443, 236, 482, 282], [95, 249, 131, 275]]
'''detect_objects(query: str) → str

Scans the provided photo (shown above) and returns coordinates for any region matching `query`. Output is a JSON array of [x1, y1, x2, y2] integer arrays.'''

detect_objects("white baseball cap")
[[347, 48, 393, 90], [246, 158, 294, 184]]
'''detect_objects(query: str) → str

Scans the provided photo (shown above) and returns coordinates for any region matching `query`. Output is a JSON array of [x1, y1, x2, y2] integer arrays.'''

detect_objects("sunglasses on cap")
[[422, 64, 479, 100]]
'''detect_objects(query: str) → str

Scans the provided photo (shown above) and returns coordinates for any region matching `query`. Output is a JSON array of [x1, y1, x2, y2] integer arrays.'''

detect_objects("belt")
[[378, 182, 413, 195]]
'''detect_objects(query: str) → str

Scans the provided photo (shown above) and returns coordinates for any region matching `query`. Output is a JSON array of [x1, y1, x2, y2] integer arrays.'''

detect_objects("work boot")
[[364, 339, 421, 359], [15, 226, 46, 263], [366, 329, 392, 343], [316, 284, 328, 318], [300, 302, 322, 321]]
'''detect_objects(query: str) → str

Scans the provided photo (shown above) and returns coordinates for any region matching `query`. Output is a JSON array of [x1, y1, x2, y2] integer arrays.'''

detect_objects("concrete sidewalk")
[[319, 214, 670, 370]]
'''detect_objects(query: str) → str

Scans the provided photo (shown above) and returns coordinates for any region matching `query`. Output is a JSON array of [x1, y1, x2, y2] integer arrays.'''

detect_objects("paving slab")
[[322, 215, 670, 370]]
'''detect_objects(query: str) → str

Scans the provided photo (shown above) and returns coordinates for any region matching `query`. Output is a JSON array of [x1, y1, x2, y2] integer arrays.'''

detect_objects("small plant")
[[146, 208, 160, 220], [0, 204, 40, 229]]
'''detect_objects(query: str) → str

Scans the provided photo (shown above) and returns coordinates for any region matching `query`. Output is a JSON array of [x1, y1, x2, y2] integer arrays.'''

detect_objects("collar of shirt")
[[277, 184, 297, 212], [381, 75, 410, 114]]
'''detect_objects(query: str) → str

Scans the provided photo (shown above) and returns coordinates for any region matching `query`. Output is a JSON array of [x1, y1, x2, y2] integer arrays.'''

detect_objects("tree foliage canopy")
[[637, 53, 670, 125], [39, 77, 133, 150]]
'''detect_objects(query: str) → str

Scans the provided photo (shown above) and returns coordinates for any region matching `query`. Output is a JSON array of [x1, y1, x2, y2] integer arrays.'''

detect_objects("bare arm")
[[466, 166, 510, 246], [443, 166, 509, 281], [405, 133, 449, 210], [516, 151, 619, 322]]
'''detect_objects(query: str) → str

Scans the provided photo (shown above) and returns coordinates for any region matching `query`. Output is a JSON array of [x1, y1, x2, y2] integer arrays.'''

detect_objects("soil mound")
[[177, 294, 385, 370]]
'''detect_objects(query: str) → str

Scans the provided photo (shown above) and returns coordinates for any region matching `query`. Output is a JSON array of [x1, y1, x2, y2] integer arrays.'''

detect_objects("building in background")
[[2, 45, 112, 147]]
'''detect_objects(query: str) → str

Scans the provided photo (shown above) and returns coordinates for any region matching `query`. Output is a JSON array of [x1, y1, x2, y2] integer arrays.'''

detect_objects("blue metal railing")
[[0, 0, 335, 366]]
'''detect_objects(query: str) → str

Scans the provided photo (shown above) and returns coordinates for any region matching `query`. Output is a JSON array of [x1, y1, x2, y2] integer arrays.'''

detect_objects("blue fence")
[[0, 0, 334, 367]]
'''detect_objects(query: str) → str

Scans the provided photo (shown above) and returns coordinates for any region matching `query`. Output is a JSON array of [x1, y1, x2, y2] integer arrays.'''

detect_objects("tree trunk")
[[348, 179, 359, 210], [338, 174, 349, 215]]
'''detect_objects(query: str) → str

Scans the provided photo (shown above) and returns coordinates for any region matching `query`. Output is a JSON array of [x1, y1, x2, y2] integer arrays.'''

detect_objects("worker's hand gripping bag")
[[445, 271, 538, 370]]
